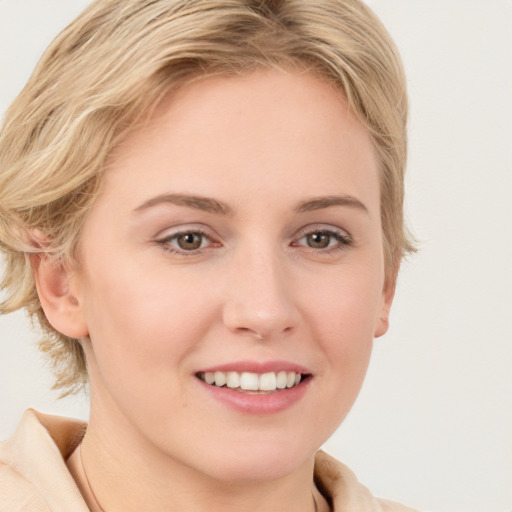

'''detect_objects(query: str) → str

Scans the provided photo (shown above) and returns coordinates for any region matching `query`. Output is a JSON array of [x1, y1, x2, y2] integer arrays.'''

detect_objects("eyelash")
[[292, 228, 353, 254], [156, 227, 352, 256], [156, 229, 217, 256]]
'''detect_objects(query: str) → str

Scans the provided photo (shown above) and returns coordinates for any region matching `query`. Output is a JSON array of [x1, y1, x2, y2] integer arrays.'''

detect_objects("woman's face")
[[70, 68, 393, 481]]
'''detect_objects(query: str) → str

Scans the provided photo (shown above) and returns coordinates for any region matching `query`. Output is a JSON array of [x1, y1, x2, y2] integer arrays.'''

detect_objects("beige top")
[[0, 409, 419, 511]]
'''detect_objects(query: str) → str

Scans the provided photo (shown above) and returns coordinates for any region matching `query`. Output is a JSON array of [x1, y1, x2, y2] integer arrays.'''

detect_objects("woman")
[[0, 1, 417, 510]]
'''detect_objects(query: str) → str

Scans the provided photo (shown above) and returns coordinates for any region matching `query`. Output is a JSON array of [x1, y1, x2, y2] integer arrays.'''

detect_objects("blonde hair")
[[0, 0, 414, 395]]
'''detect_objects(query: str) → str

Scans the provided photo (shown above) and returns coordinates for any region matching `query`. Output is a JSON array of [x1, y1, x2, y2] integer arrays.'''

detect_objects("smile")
[[196, 371, 305, 393]]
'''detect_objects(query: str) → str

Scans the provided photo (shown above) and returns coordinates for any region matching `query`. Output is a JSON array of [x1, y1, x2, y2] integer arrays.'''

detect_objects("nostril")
[[235, 327, 265, 340], [222, 297, 298, 340]]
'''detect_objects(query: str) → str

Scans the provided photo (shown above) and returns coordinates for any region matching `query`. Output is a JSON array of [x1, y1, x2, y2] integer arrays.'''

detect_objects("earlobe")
[[374, 274, 397, 339], [31, 252, 89, 339]]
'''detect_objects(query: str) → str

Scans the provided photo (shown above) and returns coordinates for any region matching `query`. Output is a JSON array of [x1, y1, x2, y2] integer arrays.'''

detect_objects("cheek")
[[303, 264, 382, 390], [292, 275, 377, 443], [306, 261, 383, 340], [317, 292, 375, 384], [80, 259, 218, 390]]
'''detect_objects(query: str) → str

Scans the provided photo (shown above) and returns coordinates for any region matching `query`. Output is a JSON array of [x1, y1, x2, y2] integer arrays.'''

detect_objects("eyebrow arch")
[[134, 193, 234, 216], [295, 195, 369, 214]]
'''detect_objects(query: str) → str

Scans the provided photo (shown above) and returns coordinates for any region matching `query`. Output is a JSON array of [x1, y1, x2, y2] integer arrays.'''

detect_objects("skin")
[[35, 68, 395, 512]]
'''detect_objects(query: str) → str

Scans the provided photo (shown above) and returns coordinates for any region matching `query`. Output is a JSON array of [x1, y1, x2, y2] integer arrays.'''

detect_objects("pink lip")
[[195, 360, 312, 415], [197, 378, 310, 415], [197, 360, 311, 374]]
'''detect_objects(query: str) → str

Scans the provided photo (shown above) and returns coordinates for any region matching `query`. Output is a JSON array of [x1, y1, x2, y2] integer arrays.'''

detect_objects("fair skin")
[[34, 68, 394, 512]]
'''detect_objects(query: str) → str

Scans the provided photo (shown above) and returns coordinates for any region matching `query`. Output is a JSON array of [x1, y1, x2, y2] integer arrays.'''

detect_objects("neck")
[[74, 402, 329, 512]]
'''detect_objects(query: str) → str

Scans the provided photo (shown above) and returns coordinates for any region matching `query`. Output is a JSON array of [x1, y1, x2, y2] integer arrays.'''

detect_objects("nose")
[[222, 247, 299, 341]]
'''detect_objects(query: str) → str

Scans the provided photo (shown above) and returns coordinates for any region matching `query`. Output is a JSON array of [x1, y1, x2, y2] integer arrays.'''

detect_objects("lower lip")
[[197, 377, 310, 415]]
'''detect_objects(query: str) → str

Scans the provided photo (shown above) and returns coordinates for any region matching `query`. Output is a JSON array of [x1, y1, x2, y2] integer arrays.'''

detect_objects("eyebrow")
[[134, 193, 368, 216], [134, 193, 234, 215], [295, 195, 369, 214]]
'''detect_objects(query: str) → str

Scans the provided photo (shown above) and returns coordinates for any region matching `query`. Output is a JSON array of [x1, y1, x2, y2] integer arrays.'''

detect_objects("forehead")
[[100, 68, 379, 213]]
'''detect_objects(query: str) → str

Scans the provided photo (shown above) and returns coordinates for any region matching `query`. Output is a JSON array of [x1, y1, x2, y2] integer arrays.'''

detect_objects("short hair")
[[0, 0, 414, 395]]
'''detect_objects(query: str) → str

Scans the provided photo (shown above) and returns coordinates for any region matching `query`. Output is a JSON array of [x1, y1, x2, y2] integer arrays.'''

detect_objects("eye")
[[156, 229, 217, 254], [174, 232, 206, 251], [293, 228, 352, 253], [303, 232, 335, 249]]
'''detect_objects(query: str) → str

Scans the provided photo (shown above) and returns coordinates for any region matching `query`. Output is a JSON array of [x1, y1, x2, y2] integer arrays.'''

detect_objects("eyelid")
[[153, 223, 352, 257], [155, 225, 221, 255], [291, 224, 353, 252], [154, 222, 211, 239], [293, 223, 352, 241]]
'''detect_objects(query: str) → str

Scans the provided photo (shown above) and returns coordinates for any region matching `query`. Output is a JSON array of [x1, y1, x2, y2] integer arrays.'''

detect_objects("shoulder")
[[0, 409, 88, 511], [379, 498, 421, 512], [0, 461, 52, 512], [314, 451, 422, 512]]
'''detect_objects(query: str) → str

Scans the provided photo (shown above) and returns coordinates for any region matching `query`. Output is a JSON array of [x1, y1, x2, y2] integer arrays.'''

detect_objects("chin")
[[207, 454, 309, 484], [183, 432, 319, 484]]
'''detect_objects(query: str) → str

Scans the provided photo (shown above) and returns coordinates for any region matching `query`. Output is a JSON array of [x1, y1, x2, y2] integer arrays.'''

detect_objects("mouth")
[[196, 370, 309, 393]]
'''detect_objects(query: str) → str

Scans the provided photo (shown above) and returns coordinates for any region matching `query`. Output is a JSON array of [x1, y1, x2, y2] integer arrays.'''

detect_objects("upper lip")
[[196, 360, 311, 375]]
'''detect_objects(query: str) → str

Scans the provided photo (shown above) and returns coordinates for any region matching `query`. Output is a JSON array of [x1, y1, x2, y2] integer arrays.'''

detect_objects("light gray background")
[[1, 1, 511, 511]]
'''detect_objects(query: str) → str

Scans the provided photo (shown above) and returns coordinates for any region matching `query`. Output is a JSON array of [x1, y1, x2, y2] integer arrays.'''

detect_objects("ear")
[[31, 252, 89, 339], [374, 272, 398, 339]]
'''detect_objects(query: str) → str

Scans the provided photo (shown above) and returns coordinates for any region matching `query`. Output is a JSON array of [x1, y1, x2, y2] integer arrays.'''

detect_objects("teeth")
[[276, 371, 288, 389], [226, 372, 240, 389], [199, 371, 305, 392], [240, 372, 259, 391], [214, 371, 226, 386], [259, 372, 277, 391]]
